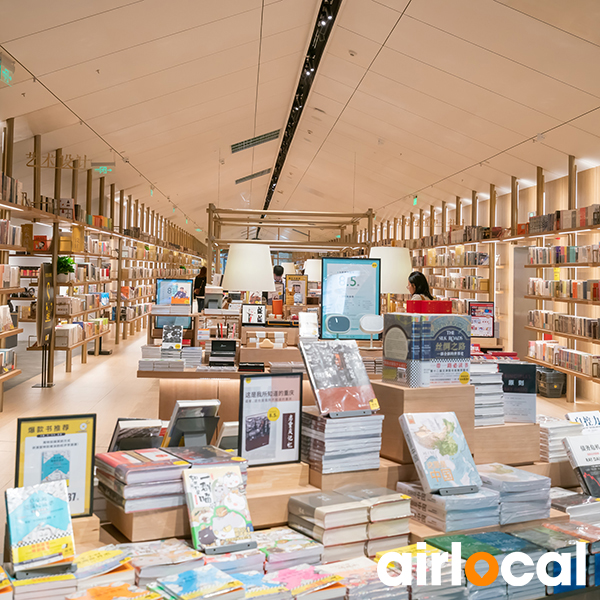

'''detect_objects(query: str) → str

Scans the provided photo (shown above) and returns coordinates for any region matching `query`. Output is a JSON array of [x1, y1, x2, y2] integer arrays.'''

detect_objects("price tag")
[[459, 372, 470, 385], [369, 398, 380, 410], [267, 407, 281, 422]]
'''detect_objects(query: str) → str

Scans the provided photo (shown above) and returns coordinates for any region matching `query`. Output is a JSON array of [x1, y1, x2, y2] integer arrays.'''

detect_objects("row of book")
[[428, 274, 489, 291], [56, 293, 112, 315], [55, 319, 110, 347], [85, 238, 112, 255], [528, 339, 600, 377], [0, 219, 21, 247], [529, 204, 600, 234], [121, 267, 184, 280], [62, 263, 112, 283], [0, 173, 23, 206], [0, 265, 20, 289], [528, 277, 600, 300], [112, 303, 152, 322], [528, 244, 600, 265], [528, 309, 600, 339], [404, 225, 503, 249], [120, 285, 155, 300], [412, 250, 490, 267]]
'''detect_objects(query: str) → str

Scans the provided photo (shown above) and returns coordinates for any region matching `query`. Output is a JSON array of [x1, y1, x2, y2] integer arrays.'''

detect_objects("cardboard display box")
[[372, 381, 475, 464]]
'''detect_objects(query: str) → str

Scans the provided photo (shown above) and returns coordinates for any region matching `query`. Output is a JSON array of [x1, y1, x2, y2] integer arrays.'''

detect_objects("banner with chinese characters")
[[15, 414, 96, 517], [238, 373, 302, 467]]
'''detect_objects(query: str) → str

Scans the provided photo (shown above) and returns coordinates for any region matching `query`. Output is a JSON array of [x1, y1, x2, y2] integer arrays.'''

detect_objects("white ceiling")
[[2, 0, 600, 244]]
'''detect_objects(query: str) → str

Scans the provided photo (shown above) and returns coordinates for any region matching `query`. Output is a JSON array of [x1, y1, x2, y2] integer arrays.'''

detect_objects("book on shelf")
[[399, 412, 480, 494], [96, 471, 183, 499], [563, 434, 600, 496], [203, 548, 265, 575], [231, 571, 291, 600], [5, 480, 75, 575], [551, 493, 600, 521], [13, 573, 77, 599], [98, 482, 185, 514], [263, 563, 344, 599], [182, 465, 255, 553]]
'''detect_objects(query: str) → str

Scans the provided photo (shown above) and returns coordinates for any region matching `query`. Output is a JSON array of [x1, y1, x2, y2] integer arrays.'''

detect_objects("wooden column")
[[33, 135, 42, 209], [566, 156, 577, 403], [116, 190, 125, 344], [53, 148, 62, 202], [47, 221, 60, 385], [393, 217, 398, 242], [98, 176, 105, 217], [134, 199, 139, 229], [419, 209, 424, 238], [140, 204, 145, 233], [510, 176, 518, 235], [109, 184, 115, 230], [86, 169, 93, 217], [71, 159, 79, 205], [471, 190, 478, 226], [568, 155, 577, 210], [429, 204, 434, 235], [455, 196, 461, 227], [536, 167, 544, 216], [400, 216, 406, 241], [4, 118, 14, 177], [489, 184, 496, 228]]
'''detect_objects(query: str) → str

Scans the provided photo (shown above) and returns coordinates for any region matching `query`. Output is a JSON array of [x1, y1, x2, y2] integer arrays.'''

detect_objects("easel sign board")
[[15, 414, 96, 517], [238, 373, 303, 467], [321, 258, 380, 340]]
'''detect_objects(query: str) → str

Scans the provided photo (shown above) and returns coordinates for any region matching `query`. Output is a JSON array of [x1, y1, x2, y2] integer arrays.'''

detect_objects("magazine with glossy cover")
[[156, 565, 243, 600], [183, 465, 254, 552], [299, 339, 377, 416], [399, 412, 480, 494], [263, 563, 343, 597], [232, 571, 291, 599], [5, 479, 75, 572]]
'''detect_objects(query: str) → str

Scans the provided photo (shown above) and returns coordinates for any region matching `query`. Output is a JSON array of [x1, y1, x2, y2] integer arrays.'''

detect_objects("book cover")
[[130, 539, 203, 571], [287, 491, 369, 527], [251, 526, 323, 562], [510, 526, 583, 551], [162, 324, 184, 350], [566, 410, 600, 435], [108, 419, 163, 453], [334, 484, 411, 521], [233, 571, 291, 599], [299, 340, 377, 415], [41, 449, 70, 484], [182, 465, 253, 551], [470, 531, 545, 556], [399, 412, 480, 493], [543, 521, 600, 552], [0, 567, 11, 597], [156, 565, 243, 600], [5, 479, 75, 572], [74, 546, 130, 580], [263, 564, 342, 597], [315, 556, 386, 592], [563, 434, 600, 496], [424, 534, 500, 559], [551, 493, 600, 514], [66, 582, 161, 599], [164, 446, 247, 474]]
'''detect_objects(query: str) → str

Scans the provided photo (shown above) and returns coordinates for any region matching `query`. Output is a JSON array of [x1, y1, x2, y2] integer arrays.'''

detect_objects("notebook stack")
[[316, 556, 409, 600], [181, 346, 203, 369], [470, 361, 504, 427], [539, 414, 583, 462], [301, 406, 383, 474], [426, 534, 505, 600], [73, 547, 136, 591], [251, 526, 323, 572], [396, 481, 500, 532], [477, 463, 551, 525], [288, 490, 370, 563], [138, 358, 185, 371], [335, 485, 411, 557], [376, 543, 466, 600]]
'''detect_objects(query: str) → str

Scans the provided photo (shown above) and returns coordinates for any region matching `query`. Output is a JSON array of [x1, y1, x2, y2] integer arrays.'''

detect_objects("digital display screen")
[[156, 279, 193, 308]]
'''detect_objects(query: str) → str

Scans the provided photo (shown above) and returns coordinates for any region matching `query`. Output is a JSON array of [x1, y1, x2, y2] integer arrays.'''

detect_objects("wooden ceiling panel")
[[336, 0, 403, 43]]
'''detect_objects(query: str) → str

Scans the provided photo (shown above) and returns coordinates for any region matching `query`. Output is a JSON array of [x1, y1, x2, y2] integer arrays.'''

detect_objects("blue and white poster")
[[321, 258, 381, 339]]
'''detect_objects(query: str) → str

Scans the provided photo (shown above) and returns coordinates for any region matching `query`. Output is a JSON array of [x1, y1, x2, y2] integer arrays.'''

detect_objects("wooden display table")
[[472, 422, 540, 465], [105, 462, 317, 542], [73, 514, 101, 546], [409, 508, 570, 543], [372, 381, 475, 464], [520, 461, 579, 489]]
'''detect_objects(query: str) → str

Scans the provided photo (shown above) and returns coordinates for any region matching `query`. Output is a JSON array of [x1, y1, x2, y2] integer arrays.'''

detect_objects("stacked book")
[[301, 406, 383, 474], [161, 348, 182, 360], [376, 543, 466, 600], [251, 526, 323, 572], [140, 344, 161, 359], [181, 346, 203, 368], [539, 414, 583, 462], [362, 356, 382, 376], [397, 481, 499, 532], [287, 487, 410, 562], [470, 361, 504, 427], [270, 361, 307, 374], [203, 548, 265, 574], [551, 492, 600, 524], [138, 358, 185, 371], [477, 463, 551, 525]]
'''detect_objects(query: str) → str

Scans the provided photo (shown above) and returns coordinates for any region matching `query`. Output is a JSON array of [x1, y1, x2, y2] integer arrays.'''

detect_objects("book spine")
[[287, 514, 321, 542], [288, 496, 317, 523], [399, 416, 433, 493]]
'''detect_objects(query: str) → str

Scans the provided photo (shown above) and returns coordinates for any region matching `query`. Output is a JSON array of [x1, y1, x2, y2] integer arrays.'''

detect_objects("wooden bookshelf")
[[524, 262, 600, 268], [523, 294, 594, 305], [0, 369, 21, 384], [524, 325, 600, 345], [430, 286, 489, 295], [0, 287, 25, 295], [417, 264, 490, 270], [523, 356, 596, 382], [0, 328, 23, 340], [0, 244, 26, 252]]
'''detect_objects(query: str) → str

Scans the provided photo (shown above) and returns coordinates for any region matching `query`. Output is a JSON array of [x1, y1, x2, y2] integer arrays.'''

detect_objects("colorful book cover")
[[425, 534, 500, 559], [164, 446, 247, 473], [399, 412, 480, 493], [41, 450, 70, 484], [156, 565, 243, 600], [74, 546, 130, 580], [510, 526, 583, 551], [233, 571, 291, 598], [251, 526, 323, 561], [66, 582, 161, 599], [5, 479, 75, 571], [477, 463, 551, 492], [470, 531, 544, 555], [299, 339, 377, 415], [0, 567, 12, 596], [183, 465, 253, 551], [315, 556, 384, 590], [263, 564, 342, 596], [130, 539, 203, 570], [13, 572, 76, 589]]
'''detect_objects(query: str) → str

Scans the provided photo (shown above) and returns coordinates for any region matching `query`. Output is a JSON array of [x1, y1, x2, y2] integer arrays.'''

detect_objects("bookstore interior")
[[4, 2, 600, 600]]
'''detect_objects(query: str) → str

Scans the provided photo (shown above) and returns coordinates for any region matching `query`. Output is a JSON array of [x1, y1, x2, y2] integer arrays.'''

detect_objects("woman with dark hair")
[[407, 271, 434, 300], [194, 266, 207, 312]]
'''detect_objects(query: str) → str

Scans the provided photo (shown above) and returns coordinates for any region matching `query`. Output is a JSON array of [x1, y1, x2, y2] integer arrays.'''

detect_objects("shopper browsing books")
[[194, 266, 207, 312], [407, 271, 434, 300]]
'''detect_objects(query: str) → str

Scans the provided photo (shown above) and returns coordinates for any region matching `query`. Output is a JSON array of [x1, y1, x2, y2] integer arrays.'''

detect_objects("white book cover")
[[399, 412, 480, 494], [566, 411, 600, 435]]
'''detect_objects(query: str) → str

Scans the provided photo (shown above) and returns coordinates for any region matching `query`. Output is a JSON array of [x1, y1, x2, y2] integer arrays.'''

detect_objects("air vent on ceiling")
[[231, 130, 281, 154], [235, 168, 272, 185]]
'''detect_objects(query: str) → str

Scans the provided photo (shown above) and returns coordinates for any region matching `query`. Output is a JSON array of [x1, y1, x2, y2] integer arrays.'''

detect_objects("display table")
[[472, 422, 540, 465]]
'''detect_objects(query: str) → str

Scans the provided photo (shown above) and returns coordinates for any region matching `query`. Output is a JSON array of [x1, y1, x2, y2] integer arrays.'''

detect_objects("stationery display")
[[238, 373, 302, 467], [399, 412, 480, 495], [15, 414, 96, 517]]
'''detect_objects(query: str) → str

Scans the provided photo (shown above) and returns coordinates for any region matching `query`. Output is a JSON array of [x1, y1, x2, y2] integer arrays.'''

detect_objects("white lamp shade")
[[281, 262, 296, 276], [222, 244, 276, 292], [369, 246, 412, 294], [304, 259, 322, 282]]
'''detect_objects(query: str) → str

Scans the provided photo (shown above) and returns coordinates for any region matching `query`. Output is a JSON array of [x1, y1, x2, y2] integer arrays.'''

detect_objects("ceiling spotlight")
[[328, 14, 332, 19], [321, 20, 326, 26]]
